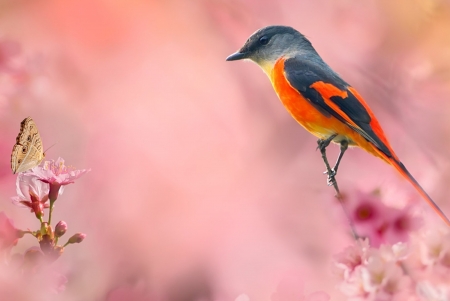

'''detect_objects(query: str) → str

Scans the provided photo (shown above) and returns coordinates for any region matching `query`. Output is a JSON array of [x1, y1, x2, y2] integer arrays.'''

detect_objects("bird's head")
[[226, 25, 314, 73]]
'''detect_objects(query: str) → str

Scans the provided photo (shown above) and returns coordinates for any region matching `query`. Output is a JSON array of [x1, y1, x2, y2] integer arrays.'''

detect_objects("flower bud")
[[67, 233, 86, 244], [55, 221, 67, 238]]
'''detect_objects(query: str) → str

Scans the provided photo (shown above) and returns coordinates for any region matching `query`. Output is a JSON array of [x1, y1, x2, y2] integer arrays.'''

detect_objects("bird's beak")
[[226, 51, 248, 61]]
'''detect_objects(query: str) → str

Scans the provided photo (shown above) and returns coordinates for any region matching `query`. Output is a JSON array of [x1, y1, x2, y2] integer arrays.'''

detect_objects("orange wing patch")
[[310, 81, 348, 99], [310, 81, 361, 130]]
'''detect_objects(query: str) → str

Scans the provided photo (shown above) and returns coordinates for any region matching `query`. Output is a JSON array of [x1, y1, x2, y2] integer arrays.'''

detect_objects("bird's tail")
[[386, 156, 450, 226]]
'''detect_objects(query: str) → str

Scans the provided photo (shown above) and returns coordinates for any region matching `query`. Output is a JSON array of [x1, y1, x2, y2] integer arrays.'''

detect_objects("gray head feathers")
[[226, 25, 317, 64]]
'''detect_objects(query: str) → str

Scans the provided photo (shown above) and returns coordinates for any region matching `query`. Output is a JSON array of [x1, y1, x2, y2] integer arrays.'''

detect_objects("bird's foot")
[[316, 139, 328, 152], [324, 168, 337, 186], [316, 134, 337, 152]]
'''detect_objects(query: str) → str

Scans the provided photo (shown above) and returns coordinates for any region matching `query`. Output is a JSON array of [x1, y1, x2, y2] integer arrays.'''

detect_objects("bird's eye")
[[259, 36, 269, 45]]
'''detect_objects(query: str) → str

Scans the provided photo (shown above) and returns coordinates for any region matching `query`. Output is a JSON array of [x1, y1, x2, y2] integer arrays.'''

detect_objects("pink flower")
[[11, 173, 51, 220], [361, 251, 411, 297], [333, 239, 370, 280], [382, 207, 421, 246], [418, 228, 450, 272], [340, 189, 421, 247], [0, 212, 21, 253], [334, 241, 415, 300], [28, 157, 90, 201], [417, 281, 450, 301]]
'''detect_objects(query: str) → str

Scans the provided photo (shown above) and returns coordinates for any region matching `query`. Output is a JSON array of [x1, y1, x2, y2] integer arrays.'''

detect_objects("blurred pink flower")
[[29, 157, 90, 201], [382, 207, 421, 247], [417, 281, 450, 301], [0, 212, 21, 253], [11, 173, 50, 220], [49, 272, 68, 294], [6, 246, 67, 295], [333, 241, 414, 300], [361, 252, 411, 298], [333, 239, 370, 280], [341, 189, 421, 247], [418, 228, 450, 273], [271, 272, 330, 301], [21, 246, 45, 273]]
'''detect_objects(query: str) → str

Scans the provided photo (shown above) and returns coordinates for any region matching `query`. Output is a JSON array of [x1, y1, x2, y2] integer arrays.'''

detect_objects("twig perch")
[[317, 137, 360, 240]]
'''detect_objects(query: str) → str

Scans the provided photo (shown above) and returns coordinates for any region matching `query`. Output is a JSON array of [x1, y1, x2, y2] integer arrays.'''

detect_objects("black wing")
[[283, 57, 392, 157]]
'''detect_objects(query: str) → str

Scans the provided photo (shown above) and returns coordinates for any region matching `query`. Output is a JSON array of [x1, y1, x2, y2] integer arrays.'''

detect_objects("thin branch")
[[317, 138, 360, 241]]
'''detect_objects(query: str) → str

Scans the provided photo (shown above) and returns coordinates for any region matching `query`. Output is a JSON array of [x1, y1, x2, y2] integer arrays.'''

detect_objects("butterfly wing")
[[11, 117, 45, 174]]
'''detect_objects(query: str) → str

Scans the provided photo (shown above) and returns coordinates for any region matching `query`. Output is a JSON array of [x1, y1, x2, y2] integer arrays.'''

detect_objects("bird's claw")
[[323, 168, 336, 177], [327, 176, 336, 186], [324, 169, 337, 186], [317, 139, 327, 152]]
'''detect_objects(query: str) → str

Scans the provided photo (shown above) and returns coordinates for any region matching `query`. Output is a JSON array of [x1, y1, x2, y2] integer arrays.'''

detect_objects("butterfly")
[[11, 117, 45, 174]]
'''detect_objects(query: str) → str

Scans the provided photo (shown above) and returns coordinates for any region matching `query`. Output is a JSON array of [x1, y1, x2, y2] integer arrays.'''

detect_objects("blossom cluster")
[[332, 190, 450, 300], [341, 189, 421, 247], [0, 157, 89, 294]]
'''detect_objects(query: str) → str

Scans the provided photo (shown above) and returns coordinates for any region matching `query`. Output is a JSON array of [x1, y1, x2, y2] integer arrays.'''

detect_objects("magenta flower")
[[340, 189, 421, 247], [11, 173, 51, 220], [0, 212, 21, 253], [28, 157, 90, 202]]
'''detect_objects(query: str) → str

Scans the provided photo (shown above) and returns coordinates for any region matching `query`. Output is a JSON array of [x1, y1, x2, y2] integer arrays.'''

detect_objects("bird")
[[226, 25, 450, 226]]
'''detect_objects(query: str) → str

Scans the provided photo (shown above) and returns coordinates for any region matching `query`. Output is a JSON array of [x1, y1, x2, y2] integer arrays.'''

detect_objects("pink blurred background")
[[1, 0, 450, 300]]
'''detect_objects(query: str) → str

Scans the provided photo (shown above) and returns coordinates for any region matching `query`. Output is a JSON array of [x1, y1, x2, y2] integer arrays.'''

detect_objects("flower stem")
[[48, 199, 55, 225], [18, 230, 36, 238]]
